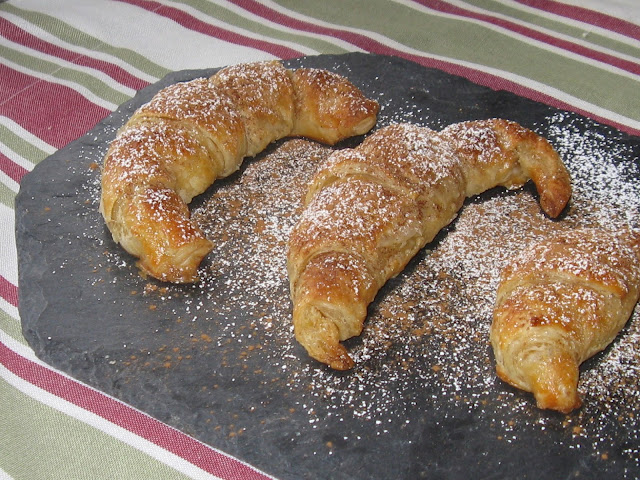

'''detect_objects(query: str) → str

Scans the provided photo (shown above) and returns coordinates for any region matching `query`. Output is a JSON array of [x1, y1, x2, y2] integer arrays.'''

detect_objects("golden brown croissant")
[[491, 228, 640, 413], [287, 119, 571, 370], [100, 61, 379, 283]]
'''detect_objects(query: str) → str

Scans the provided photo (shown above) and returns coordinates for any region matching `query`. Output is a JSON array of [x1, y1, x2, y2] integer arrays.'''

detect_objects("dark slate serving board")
[[16, 53, 640, 479]]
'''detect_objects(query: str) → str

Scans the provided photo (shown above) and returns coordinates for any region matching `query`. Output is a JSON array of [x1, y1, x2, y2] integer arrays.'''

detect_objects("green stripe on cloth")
[[0, 44, 130, 107], [0, 312, 25, 347], [0, 379, 203, 480], [462, 0, 640, 59], [168, 0, 349, 54], [0, 183, 16, 209], [0, 3, 170, 80], [272, 0, 640, 124], [0, 125, 49, 167]]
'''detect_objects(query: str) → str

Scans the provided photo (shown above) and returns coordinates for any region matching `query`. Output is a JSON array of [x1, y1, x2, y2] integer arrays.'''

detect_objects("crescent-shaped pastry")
[[100, 60, 379, 283], [288, 119, 572, 370], [491, 228, 640, 413]]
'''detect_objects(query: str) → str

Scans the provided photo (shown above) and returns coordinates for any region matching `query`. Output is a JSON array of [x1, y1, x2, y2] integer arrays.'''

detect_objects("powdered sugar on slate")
[[192, 108, 640, 454], [95, 109, 640, 467]]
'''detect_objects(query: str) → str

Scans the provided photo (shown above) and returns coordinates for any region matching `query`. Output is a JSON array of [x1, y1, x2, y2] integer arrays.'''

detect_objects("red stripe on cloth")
[[0, 341, 274, 479], [228, 0, 387, 53], [0, 65, 110, 149], [0, 275, 18, 308], [428, 57, 640, 136], [116, 0, 304, 59], [413, 0, 640, 75], [228, 0, 640, 137], [0, 151, 29, 184], [517, 0, 640, 41], [0, 17, 149, 91]]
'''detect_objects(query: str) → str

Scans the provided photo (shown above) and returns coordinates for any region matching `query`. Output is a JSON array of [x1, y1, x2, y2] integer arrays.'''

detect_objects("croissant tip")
[[328, 354, 355, 371], [534, 393, 582, 414], [305, 341, 355, 370], [540, 185, 571, 218]]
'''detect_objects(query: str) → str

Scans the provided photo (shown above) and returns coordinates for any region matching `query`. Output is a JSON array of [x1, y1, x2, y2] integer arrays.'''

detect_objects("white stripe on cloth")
[[451, 0, 640, 56], [1, 326, 279, 480], [1, 327, 275, 480], [0, 361, 226, 480], [1, 137, 41, 173], [1, 9, 160, 84], [210, 0, 640, 131], [14, 0, 278, 71], [0, 296, 18, 323], [0, 116, 57, 157], [549, 0, 640, 27], [0, 203, 17, 285], [440, 53, 640, 131], [390, 0, 640, 79], [1, 325, 53, 364], [0, 36, 137, 100], [152, 0, 325, 56], [0, 50, 120, 111], [0, 467, 16, 480], [216, 0, 360, 52], [0, 170, 19, 195]]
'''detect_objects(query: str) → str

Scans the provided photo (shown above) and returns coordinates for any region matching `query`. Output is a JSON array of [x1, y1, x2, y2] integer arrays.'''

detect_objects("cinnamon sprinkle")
[[89, 110, 640, 466]]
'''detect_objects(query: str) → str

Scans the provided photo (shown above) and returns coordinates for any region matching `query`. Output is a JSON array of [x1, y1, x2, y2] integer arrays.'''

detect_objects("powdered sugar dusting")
[[190, 112, 637, 461], [94, 108, 640, 472]]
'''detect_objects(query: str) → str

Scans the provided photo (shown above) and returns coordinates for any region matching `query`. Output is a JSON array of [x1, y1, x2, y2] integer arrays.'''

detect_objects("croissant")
[[490, 228, 640, 413], [100, 60, 379, 283], [287, 119, 572, 370]]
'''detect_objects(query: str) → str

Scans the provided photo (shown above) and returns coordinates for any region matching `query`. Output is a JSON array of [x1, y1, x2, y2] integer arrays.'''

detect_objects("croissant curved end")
[[293, 305, 355, 370], [438, 119, 572, 218], [515, 129, 572, 218], [537, 177, 572, 218], [528, 355, 581, 414], [135, 238, 214, 283], [493, 327, 582, 413], [495, 362, 581, 414], [290, 68, 380, 145]]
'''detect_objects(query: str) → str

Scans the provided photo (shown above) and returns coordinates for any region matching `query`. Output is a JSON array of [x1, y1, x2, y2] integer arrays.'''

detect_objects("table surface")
[[2, 1, 639, 479]]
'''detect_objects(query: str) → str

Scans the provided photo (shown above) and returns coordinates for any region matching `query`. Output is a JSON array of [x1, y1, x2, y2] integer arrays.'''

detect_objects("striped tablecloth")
[[1, 1, 639, 479]]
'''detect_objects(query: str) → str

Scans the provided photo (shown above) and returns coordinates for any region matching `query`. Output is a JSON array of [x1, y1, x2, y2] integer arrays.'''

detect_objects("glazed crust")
[[491, 228, 640, 413], [288, 120, 572, 369], [100, 61, 379, 283]]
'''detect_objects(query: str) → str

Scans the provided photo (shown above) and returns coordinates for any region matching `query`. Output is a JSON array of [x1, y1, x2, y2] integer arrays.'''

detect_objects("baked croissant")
[[288, 119, 572, 370], [100, 60, 379, 283], [491, 228, 640, 413]]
